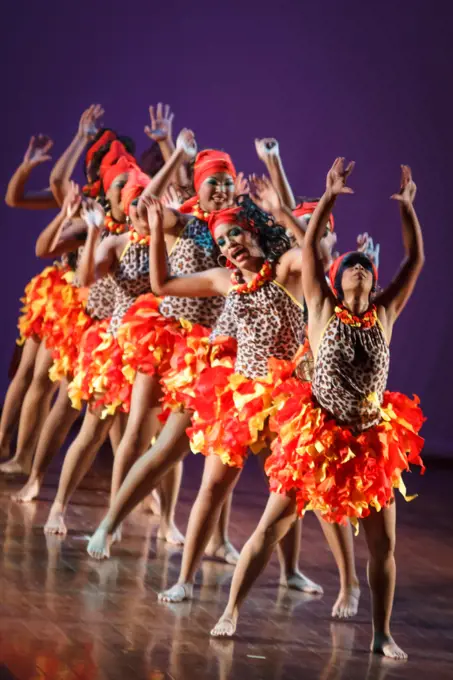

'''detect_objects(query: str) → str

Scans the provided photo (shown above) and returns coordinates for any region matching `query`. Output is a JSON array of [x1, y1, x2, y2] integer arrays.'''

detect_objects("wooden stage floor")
[[0, 452, 452, 679]]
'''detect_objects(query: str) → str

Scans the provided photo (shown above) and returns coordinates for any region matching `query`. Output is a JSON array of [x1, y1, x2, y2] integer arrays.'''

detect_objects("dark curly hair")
[[236, 194, 291, 263]]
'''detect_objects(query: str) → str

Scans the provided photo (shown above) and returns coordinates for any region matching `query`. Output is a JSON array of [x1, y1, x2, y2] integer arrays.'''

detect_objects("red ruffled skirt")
[[265, 379, 425, 528], [68, 322, 133, 417], [187, 355, 296, 469], [17, 264, 68, 343]]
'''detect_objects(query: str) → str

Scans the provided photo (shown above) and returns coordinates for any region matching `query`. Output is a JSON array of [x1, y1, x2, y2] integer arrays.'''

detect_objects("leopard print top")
[[312, 309, 389, 431], [108, 242, 151, 336], [211, 280, 305, 379], [158, 218, 224, 328]]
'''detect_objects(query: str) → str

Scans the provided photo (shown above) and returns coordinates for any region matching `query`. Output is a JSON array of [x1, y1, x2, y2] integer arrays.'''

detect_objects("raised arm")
[[374, 165, 424, 322], [145, 197, 229, 298], [255, 138, 296, 210], [77, 200, 115, 286], [35, 182, 85, 258], [303, 158, 354, 314], [144, 103, 190, 188], [138, 128, 197, 230], [49, 105, 104, 206], [251, 174, 306, 249], [5, 135, 57, 210]]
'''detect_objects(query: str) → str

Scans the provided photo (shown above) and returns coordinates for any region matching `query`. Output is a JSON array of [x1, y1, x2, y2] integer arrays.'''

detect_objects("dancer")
[[211, 160, 425, 661], [42, 132, 192, 535]]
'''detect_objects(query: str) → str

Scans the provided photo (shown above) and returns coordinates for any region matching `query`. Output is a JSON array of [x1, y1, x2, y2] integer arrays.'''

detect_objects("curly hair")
[[236, 194, 291, 263]]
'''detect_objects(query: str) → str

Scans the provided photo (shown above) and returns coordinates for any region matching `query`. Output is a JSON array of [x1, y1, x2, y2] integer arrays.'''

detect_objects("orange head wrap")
[[121, 167, 150, 215], [100, 140, 136, 178], [193, 149, 236, 192], [85, 130, 117, 167], [293, 200, 335, 231], [207, 207, 253, 240], [102, 157, 136, 194], [329, 252, 378, 297]]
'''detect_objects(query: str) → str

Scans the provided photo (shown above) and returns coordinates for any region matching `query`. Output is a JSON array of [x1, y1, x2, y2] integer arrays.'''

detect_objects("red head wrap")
[[121, 167, 150, 215], [193, 149, 236, 193], [100, 140, 136, 179], [85, 130, 117, 167], [207, 207, 252, 240], [102, 157, 136, 194], [293, 200, 335, 231], [329, 252, 378, 297]]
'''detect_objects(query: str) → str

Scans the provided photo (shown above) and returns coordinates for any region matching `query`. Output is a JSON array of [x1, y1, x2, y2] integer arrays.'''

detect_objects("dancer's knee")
[[367, 531, 395, 562]]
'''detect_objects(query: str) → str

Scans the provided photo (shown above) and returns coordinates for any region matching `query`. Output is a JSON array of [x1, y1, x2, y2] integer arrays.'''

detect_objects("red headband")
[[85, 130, 117, 166], [121, 167, 150, 215], [193, 149, 236, 193], [103, 157, 137, 194], [207, 207, 252, 239], [329, 252, 378, 296], [293, 201, 335, 231]]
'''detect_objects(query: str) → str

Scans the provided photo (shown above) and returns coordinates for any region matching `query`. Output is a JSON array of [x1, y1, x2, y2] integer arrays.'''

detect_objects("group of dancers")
[[0, 103, 425, 660]]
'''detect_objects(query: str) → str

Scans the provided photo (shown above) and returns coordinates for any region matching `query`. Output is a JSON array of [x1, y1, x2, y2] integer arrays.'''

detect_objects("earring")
[[126, 215, 131, 225], [217, 254, 228, 267]]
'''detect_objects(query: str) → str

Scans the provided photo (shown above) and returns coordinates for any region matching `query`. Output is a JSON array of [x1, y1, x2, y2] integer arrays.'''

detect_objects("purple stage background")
[[1, 1, 451, 455]]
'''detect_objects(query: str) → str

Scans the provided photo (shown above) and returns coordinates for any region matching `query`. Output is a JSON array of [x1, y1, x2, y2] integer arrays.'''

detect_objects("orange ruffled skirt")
[[187, 355, 296, 469], [68, 322, 133, 417], [17, 263, 69, 343], [265, 379, 425, 529]]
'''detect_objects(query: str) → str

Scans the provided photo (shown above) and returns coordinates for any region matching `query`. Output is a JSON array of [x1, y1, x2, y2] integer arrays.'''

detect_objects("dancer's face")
[[214, 222, 263, 269], [340, 253, 374, 298], [198, 173, 235, 214], [106, 173, 128, 221]]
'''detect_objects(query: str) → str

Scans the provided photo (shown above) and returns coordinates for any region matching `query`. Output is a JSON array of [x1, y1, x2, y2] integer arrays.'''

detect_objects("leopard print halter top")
[[108, 242, 151, 336], [312, 306, 390, 431]]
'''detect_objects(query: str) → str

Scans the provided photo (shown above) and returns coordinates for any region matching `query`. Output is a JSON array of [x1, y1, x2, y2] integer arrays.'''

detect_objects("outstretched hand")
[[78, 104, 104, 141], [81, 198, 105, 230], [63, 181, 82, 219], [250, 174, 282, 214], [176, 128, 197, 161], [391, 165, 416, 207], [326, 157, 355, 197], [161, 184, 183, 210], [144, 103, 175, 143], [23, 134, 54, 167], [357, 232, 380, 268], [255, 138, 280, 162], [234, 172, 249, 197]]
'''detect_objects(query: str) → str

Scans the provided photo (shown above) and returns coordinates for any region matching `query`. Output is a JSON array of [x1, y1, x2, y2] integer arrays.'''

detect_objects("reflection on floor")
[[0, 450, 452, 679]]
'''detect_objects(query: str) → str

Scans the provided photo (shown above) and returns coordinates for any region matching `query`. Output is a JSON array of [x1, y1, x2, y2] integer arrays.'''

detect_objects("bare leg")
[[44, 409, 113, 536], [109, 372, 160, 503], [361, 503, 406, 659], [157, 461, 185, 545], [0, 337, 40, 459], [159, 455, 242, 603], [211, 492, 297, 637], [108, 415, 125, 455], [205, 493, 240, 565], [12, 380, 80, 502], [315, 515, 361, 617], [87, 411, 192, 559], [257, 449, 322, 594], [0, 342, 57, 475]]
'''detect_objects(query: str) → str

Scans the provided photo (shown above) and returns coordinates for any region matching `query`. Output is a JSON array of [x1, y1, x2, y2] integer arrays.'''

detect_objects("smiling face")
[[340, 253, 374, 299], [198, 172, 235, 213], [214, 222, 263, 269]]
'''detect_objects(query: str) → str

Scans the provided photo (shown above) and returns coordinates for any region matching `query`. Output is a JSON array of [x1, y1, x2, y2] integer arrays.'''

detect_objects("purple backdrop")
[[1, 1, 451, 455]]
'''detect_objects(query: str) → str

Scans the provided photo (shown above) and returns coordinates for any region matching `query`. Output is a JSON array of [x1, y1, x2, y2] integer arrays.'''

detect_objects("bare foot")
[[44, 502, 67, 536], [157, 522, 185, 546], [371, 633, 408, 660], [12, 477, 41, 503], [332, 584, 361, 619], [0, 458, 32, 475], [87, 524, 112, 560], [111, 524, 122, 546], [144, 489, 161, 516], [281, 570, 324, 594], [210, 611, 238, 638], [158, 582, 194, 603], [205, 540, 240, 565]]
